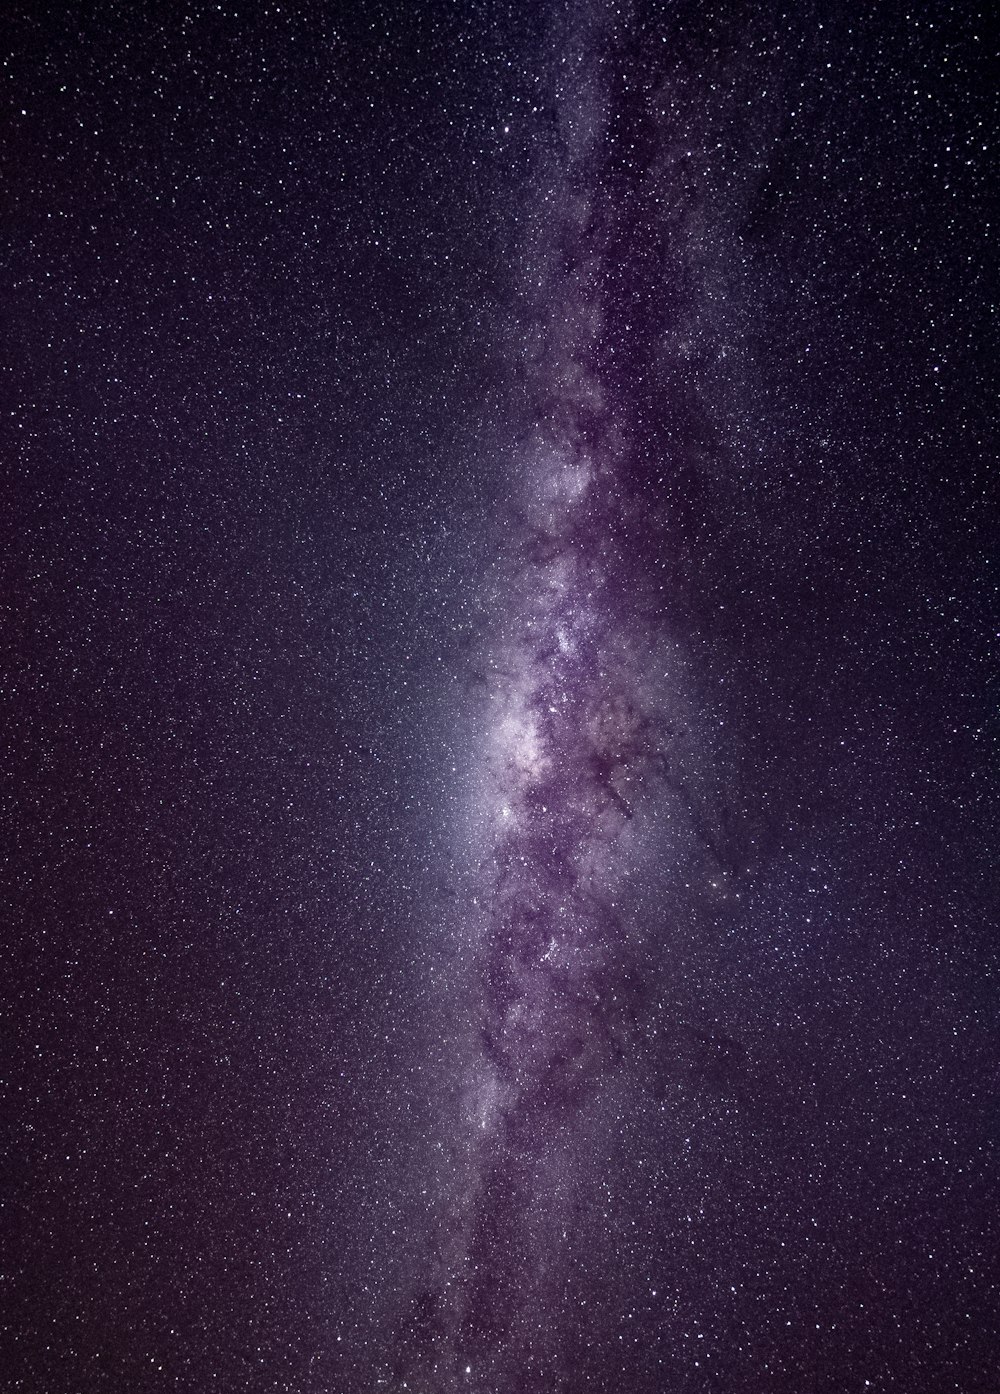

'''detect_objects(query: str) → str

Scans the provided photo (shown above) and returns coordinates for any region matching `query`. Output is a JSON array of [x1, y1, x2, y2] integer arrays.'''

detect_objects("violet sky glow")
[[3, 2, 994, 1392]]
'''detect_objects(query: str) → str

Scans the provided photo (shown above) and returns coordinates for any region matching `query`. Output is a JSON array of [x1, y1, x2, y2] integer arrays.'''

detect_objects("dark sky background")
[[2, 2, 996, 1392]]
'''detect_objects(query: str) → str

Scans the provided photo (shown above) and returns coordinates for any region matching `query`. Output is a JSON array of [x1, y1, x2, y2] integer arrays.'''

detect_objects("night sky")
[[3, 2, 996, 1391]]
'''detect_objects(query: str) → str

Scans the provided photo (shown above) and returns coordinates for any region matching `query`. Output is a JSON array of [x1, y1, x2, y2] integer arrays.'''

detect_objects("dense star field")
[[2, 2, 995, 1391]]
